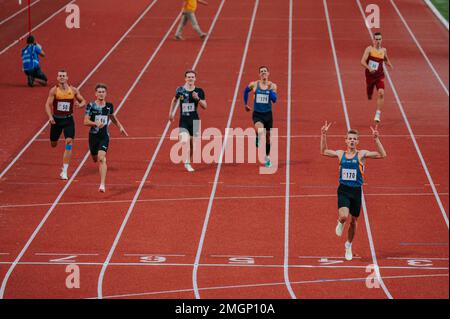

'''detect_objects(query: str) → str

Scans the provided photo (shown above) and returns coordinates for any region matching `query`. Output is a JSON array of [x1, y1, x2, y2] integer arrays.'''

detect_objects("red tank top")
[[365, 47, 385, 78]]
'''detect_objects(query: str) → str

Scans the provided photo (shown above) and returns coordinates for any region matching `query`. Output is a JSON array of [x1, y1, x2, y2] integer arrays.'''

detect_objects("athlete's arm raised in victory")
[[320, 121, 341, 158], [360, 126, 387, 159], [45, 87, 56, 124]]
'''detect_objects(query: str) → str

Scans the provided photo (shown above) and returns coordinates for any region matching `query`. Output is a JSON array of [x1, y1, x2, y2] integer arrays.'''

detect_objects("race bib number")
[[342, 169, 357, 181], [256, 94, 269, 104], [368, 60, 380, 71], [182, 103, 195, 113], [57, 101, 71, 112], [95, 115, 108, 125]]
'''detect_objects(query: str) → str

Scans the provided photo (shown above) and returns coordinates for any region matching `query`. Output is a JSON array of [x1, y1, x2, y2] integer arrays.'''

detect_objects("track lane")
[[193, 0, 293, 299], [325, 0, 448, 298]]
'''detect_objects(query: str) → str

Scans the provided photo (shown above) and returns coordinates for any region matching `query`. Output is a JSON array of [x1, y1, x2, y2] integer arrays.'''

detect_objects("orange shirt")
[[184, 0, 197, 12], [53, 86, 75, 116]]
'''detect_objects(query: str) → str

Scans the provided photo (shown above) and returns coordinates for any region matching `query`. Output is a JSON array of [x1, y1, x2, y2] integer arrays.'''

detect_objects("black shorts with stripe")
[[89, 133, 110, 156], [337, 184, 362, 218], [252, 111, 273, 130], [50, 115, 75, 142]]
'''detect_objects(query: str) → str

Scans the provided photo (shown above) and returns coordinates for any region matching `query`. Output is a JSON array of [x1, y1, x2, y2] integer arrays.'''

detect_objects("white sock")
[[63, 164, 68, 172], [345, 241, 352, 248]]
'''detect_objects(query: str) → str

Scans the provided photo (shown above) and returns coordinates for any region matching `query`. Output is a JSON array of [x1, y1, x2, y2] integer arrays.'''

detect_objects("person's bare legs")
[[345, 215, 357, 261], [374, 88, 384, 124], [60, 138, 73, 180], [97, 150, 107, 192]]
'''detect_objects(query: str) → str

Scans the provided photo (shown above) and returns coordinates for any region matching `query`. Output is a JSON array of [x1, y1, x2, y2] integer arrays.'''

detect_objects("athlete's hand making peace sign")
[[370, 126, 380, 139], [321, 121, 332, 135]]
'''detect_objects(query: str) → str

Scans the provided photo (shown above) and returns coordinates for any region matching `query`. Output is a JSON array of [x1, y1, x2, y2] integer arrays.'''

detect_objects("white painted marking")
[[424, 0, 449, 30], [90, 273, 449, 299], [283, 0, 297, 300], [387, 257, 448, 261], [211, 255, 273, 258], [1, 192, 448, 210]]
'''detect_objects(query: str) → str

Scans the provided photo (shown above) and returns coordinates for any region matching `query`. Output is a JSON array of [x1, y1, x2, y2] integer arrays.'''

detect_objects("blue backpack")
[[21, 45, 38, 71]]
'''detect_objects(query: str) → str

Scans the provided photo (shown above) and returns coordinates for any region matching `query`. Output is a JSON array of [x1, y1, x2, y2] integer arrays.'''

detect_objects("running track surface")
[[0, 0, 447, 299]]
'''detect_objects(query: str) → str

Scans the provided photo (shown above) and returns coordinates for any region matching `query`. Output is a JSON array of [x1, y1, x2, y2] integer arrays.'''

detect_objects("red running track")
[[0, 0, 447, 299]]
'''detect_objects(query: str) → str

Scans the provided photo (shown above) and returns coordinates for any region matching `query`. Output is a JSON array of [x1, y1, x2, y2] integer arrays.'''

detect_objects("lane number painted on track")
[[50, 255, 78, 263], [318, 258, 344, 265], [228, 257, 255, 264], [407, 259, 433, 267], [139, 256, 167, 263]]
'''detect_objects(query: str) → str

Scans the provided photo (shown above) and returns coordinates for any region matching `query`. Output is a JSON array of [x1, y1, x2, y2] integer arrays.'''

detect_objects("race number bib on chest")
[[341, 168, 357, 181], [182, 103, 195, 113], [95, 115, 108, 125], [57, 101, 71, 112], [368, 60, 380, 71], [256, 94, 269, 104]]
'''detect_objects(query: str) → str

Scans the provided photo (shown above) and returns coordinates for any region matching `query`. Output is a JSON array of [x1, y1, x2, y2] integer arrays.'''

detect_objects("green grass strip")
[[431, 0, 449, 21]]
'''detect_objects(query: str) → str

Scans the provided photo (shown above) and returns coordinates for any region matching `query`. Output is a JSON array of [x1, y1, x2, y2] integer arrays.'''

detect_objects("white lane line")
[[211, 255, 274, 258], [0, 0, 167, 299], [356, 0, 449, 229], [34, 253, 98, 256], [1, 192, 449, 210], [298, 256, 362, 260], [390, 0, 448, 95], [323, 0, 392, 299], [424, 0, 449, 30], [0, 0, 75, 55], [32, 133, 449, 142], [0, 0, 40, 27], [123, 254, 186, 257], [92, 273, 448, 299], [387, 257, 448, 261], [0, 0, 159, 180], [284, 0, 296, 300], [0, 260, 447, 272], [192, 0, 260, 300], [97, 0, 228, 300]]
